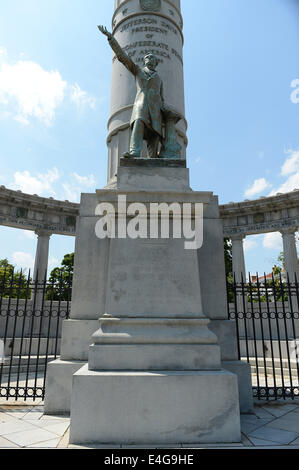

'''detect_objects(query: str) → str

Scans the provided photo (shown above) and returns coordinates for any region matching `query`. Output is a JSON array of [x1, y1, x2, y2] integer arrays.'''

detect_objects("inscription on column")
[[114, 16, 183, 65]]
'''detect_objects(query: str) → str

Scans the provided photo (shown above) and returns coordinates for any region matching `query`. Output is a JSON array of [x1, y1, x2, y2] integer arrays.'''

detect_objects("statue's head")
[[143, 53, 159, 71]]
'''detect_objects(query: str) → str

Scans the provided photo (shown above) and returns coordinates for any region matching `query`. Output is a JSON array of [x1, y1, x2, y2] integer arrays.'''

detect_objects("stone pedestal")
[[70, 366, 240, 445], [45, 163, 252, 422], [51, 163, 240, 445]]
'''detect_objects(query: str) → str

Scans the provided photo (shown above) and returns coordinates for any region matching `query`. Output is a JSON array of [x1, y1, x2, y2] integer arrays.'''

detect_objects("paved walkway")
[[0, 400, 299, 448]]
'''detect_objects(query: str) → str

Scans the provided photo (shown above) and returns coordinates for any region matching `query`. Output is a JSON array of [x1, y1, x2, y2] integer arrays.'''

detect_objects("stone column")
[[230, 235, 248, 330], [280, 228, 299, 328], [231, 234, 246, 282], [33, 230, 51, 282], [32, 230, 51, 310], [107, 0, 187, 182], [280, 228, 299, 282]]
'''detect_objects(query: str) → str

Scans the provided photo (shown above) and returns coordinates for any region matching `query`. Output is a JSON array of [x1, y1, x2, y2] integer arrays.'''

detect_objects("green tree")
[[276, 252, 285, 272], [0, 259, 31, 299], [272, 264, 282, 276], [46, 253, 74, 301]]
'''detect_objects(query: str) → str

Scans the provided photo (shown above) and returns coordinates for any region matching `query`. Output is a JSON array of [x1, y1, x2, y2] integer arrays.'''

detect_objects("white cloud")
[[70, 84, 96, 110], [12, 251, 35, 271], [281, 150, 299, 176], [11, 252, 59, 272], [22, 230, 35, 240], [8, 167, 96, 201], [263, 232, 282, 250], [269, 149, 299, 196], [11, 167, 60, 196], [244, 238, 258, 253], [269, 172, 299, 195], [72, 172, 96, 187], [244, 178, 272, 198], [62, 172, 97, 202], [0, 60, 67, 125], [0, 47, 96, 126], [0, 47, 7, 60], [62, 183, 80, 202], [14, 114, 30, 126]]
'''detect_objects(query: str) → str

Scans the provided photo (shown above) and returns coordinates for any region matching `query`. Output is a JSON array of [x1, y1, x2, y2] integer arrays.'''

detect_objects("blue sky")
[[0, 0, 299, 275]]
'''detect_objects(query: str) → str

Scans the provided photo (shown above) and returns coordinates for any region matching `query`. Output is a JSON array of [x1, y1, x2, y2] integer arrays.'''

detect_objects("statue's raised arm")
[[98, 25, 138, 76]]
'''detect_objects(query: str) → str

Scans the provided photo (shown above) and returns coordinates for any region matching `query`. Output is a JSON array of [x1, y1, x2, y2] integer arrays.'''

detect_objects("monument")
[[45, 0, 252, 445]]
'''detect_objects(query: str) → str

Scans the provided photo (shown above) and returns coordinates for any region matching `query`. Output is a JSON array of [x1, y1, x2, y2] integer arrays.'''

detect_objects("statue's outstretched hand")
[[98, 25, 113, 40]]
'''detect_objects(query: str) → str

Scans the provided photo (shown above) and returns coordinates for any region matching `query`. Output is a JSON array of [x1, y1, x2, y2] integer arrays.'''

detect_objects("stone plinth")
[[116, 166, 190, 192], [70, 366, 241, 445], [45, 165, 251, 424], [119, 157, 186, 168], [45, 172, 251, 417], [65, 165, 241, 444], [89, 317, 221, 371]]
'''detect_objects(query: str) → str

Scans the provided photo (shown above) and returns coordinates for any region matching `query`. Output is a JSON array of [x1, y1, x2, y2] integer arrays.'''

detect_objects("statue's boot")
[[123, 152, 141, 158], [128, 119, 144, 158]]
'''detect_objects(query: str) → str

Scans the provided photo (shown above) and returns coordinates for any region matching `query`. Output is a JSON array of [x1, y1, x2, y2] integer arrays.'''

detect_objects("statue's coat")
[[109, 37, 164, 137]]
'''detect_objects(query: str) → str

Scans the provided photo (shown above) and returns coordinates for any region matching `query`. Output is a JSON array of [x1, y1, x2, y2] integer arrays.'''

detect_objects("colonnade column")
[[33, 230, 51, 282], [230, 234, 248, 334], [280, 228, 299, 282], [32, 230, 51, 309], [231, 234, 246, 282]]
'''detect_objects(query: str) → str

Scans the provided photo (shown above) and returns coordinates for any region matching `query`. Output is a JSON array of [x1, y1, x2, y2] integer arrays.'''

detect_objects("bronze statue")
[[98, 26, 182, 160]]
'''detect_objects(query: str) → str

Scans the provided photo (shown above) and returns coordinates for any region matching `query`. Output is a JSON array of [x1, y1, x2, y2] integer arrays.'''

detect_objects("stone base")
[[116, 165, 191, 192], [70, 365, 241, 445], [44, 359, 85, 415], [60, 319, 99, 361], [223, 361, 253, 413], [120, 157, 186, 168], [89, 344, 221, 371]]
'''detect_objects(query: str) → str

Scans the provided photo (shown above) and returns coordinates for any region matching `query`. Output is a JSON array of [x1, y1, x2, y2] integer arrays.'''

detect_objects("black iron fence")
[[1, 267, 299, 402], [227, 273, 299, 400], [0, 269, 71, 401]]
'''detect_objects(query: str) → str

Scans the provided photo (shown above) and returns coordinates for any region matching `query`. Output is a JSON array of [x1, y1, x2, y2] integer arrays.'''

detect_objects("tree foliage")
[[46, 253, 74, 301], [0, 259, 31, 299]]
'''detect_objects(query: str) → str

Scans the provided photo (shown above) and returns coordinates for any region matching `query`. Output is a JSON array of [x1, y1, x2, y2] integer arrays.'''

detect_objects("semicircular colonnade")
[[0, 184, 299, 281]]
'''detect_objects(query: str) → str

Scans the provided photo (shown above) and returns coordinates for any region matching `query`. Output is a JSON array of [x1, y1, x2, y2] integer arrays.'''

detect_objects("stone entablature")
[[1, 186, 299, 238], [0, 186, 79, 236], [220, 190, 299, 237]]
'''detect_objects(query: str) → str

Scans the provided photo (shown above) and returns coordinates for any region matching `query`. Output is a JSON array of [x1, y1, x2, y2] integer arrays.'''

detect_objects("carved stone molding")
[[1, 186, 299, 240]]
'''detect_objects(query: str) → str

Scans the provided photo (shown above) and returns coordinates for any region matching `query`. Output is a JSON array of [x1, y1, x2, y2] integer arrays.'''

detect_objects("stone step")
[[0, 355, 56, 375], [3, 338, 61, 356], [246, 357, 299, 372]]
